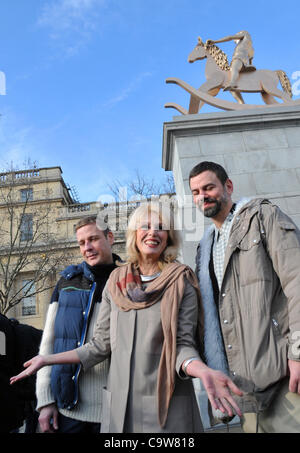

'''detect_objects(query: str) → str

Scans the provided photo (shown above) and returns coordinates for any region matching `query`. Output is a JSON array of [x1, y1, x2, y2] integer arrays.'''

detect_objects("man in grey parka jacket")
[[189, 161, 300, 433]]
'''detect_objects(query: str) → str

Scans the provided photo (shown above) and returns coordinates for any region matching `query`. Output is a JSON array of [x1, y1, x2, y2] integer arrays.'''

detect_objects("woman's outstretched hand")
[[10, 349, 80, 385], [10, 355, 47, 385], [184, 360, 243, 418]]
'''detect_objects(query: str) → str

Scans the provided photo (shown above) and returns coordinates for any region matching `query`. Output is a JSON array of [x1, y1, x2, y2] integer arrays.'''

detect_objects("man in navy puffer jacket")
[[35, 215, 120, 433]]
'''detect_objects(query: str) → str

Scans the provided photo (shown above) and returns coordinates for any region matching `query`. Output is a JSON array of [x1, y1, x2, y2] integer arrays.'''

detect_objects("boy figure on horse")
[[206, 30, 256, 91]]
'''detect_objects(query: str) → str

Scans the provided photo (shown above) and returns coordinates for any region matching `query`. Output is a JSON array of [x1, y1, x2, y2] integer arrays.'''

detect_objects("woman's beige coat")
[[77, 276, 203, 433]]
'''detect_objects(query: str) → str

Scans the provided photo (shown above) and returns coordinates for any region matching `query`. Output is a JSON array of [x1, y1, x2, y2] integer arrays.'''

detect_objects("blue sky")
[[0, 0, 299, 202]]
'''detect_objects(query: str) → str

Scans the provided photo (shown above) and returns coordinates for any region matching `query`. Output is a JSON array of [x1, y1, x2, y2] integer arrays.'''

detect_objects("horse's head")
[[188, 37, 206, 63]]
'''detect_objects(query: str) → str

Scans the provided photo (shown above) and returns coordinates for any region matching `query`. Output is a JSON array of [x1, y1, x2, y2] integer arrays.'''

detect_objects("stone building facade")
[[0, 166, 158, 330]]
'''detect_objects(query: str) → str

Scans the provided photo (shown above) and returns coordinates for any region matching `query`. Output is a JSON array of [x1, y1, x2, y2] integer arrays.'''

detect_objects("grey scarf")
[[195, 198, 252, 422]]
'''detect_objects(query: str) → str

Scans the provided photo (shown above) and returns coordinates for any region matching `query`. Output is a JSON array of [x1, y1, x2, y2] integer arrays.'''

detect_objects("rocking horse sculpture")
[[165, 35, 300, 114]]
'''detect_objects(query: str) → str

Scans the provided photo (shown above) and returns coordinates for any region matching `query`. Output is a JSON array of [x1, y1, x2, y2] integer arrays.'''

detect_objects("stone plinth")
[[162, 104, 300, 268]]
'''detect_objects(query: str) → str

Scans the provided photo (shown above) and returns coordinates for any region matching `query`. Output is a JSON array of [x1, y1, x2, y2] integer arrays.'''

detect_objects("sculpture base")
[[162, 103, 300, 432]]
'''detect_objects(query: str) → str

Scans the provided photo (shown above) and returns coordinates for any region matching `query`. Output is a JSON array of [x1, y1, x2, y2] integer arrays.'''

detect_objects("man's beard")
[[200, 197, 222, 218]]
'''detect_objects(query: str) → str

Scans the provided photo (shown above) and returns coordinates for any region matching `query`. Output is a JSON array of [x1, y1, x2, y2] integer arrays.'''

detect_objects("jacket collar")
[[61, 253, 121, 281], [222, 197, 255, 272], [223, 198, 270, 272], [198, 197, 254, 257]]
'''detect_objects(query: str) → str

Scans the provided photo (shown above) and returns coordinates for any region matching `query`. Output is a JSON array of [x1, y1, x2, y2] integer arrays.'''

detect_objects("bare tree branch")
[[106, 169, 176, 201], [0, 168, 73, 315]]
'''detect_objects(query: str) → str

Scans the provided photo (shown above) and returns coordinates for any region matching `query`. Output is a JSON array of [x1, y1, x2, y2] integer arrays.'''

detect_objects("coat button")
[[222, 293, 226, 297], [223, 319, 229, 324], [227, 345, 232, 349], [77, 341, 81, 346]]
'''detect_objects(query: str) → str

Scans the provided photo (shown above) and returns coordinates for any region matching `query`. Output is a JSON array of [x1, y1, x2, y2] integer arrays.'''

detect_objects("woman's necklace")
[[140, 271, 161, 282]]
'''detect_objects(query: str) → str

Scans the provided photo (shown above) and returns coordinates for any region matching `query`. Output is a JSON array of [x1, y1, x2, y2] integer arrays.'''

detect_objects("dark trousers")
[[57, 413, 100, 433]]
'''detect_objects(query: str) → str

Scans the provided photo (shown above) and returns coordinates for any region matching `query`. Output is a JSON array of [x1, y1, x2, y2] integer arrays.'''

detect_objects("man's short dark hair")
[[189, 161, 229, 185], [75, 215, 110, 236]]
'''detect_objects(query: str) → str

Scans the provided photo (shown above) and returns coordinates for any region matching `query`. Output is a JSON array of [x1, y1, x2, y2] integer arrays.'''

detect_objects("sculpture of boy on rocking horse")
[[165, 30, 298, 114], [205, 30, 256, 91]]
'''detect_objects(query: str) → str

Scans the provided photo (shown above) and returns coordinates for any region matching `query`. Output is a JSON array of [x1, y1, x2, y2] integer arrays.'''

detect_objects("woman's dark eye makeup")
[[140, 223, 164, 230]]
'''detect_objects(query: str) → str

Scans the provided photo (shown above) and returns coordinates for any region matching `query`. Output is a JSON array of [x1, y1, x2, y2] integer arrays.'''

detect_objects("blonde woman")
[[11, 202, 242, 433]]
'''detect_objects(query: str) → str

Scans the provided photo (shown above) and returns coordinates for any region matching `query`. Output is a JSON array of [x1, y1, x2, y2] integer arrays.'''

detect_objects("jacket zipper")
[[70, 282, 97, 409]]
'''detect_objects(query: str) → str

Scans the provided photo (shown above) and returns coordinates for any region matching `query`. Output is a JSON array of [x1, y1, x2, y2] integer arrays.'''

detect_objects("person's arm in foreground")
[[36, 285, 60, 433]]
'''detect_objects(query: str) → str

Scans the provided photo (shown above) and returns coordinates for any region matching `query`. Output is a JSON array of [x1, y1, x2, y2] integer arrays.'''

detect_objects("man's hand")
[[288, 359, 300, 394], [185, 360, 243, 417], [38, 404, 59, 433]]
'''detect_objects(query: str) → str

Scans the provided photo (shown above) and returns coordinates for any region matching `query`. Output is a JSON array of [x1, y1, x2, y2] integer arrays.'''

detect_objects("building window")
[[20, 188, 33, 202], [21, 280, 36, 316], [20, 214, 33, 241]]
